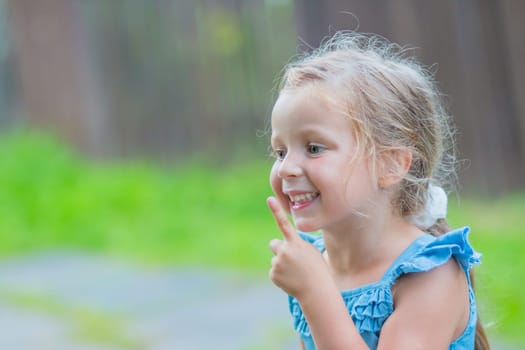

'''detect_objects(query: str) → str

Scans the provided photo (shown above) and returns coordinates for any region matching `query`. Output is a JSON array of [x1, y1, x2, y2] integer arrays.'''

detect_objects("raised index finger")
[[266, 196, 298, 242]]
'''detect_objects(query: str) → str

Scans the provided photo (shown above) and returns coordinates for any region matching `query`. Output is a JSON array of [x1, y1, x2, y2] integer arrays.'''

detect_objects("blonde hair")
[[278, 31, 456, 219]]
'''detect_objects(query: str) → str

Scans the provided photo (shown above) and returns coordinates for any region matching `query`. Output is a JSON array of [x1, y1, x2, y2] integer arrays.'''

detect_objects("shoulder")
[[381, 258, 469, 348], [393, 256, 468, 313], [379, 229, 478, 348]]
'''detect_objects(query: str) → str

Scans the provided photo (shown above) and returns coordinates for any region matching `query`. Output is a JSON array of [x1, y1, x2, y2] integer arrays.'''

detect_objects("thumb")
[[267, 196, 298, 242]]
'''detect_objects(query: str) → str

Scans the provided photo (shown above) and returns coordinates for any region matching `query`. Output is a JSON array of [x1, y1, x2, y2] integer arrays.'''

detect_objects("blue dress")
[[288, 227, 481, 350]]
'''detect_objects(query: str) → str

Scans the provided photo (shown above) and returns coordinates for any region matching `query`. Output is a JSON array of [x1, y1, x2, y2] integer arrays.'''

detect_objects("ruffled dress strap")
[[298, 232, 325, 252], [381, 226, 481, 287]]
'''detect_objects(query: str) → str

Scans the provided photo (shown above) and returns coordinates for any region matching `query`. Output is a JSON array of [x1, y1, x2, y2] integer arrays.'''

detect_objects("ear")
[[378, 149, 413, 189]]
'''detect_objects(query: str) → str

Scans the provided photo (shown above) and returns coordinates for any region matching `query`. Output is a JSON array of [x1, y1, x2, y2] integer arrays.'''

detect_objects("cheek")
[[340, 166, 378, 206]]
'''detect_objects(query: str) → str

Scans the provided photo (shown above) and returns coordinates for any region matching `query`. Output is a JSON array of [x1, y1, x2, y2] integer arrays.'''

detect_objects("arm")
[[377, 258, 470, 350]]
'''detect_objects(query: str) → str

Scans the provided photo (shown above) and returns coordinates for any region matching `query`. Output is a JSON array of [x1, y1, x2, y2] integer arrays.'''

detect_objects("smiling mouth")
[[288, 192, 320, 205]]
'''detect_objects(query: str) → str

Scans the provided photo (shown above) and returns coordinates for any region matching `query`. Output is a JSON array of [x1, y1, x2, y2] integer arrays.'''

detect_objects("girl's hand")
[[267, 197, 332, 299]]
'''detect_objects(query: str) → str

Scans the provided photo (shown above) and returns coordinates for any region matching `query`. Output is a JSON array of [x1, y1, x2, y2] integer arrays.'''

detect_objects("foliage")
[[0, 130, 523, 345], [0, 130, 277, 269], [447, 195, 524, 346]]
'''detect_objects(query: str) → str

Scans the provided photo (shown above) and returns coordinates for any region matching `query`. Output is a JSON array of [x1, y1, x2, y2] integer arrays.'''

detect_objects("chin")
[[293, 218, 321, 233]]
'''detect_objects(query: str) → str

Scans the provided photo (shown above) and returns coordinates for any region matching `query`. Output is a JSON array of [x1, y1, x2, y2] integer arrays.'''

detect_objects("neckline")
[[325, 233, 435, 297]]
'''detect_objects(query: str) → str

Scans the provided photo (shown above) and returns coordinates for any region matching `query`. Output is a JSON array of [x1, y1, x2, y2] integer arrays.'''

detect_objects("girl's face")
[[269, 86, 380, 233]]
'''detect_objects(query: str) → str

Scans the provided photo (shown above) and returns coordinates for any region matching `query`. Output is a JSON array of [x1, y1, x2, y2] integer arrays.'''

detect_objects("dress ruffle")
[[288, 227, 481, 341], [391, 227, 481, 281], [289, 295, 311, 336], [289, 285, 393, 337], [347, 286, 393, 333]]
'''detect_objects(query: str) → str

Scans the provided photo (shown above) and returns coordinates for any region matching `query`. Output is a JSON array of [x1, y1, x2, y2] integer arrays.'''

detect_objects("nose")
[[277, 153, 303, 178]]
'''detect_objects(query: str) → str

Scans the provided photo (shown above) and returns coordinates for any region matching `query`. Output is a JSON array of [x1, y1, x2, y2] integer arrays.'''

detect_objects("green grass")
[[0, 129, 523, 346]]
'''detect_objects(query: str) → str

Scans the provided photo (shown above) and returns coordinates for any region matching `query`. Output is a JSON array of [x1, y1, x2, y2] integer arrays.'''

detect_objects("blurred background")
[[0, 0, 523, 349]]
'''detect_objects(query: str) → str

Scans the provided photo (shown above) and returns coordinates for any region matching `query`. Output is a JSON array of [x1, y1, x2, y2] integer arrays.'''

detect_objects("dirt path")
[[0, 252, 297, 350]]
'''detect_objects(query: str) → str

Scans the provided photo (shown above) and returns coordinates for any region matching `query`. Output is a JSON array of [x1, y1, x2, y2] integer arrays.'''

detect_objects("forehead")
[[271, 85, 350, 132]]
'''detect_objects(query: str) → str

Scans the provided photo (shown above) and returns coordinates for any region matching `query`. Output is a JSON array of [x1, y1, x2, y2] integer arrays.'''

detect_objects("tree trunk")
[[7, 0, 109, 155]]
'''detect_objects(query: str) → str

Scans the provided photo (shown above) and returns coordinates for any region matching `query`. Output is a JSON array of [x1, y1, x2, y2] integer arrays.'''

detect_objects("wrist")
[[295, 275, 339, 306]]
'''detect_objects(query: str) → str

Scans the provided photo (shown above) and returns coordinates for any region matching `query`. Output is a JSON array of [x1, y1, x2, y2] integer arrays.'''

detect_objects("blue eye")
[[308, 144, 325, 154], [273, 149, 286, 160]]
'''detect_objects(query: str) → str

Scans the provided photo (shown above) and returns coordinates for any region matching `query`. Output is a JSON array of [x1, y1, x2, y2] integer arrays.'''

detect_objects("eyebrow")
[[271, 127, 334, 145], [296, 126, 333, 139]]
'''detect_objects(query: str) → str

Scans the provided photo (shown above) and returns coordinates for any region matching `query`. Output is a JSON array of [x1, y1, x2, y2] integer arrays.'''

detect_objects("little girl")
[[267, 31, 490, 350]]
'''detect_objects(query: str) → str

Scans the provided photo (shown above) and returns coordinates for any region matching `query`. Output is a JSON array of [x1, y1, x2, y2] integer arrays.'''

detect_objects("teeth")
[[289, 192, 318, 202]]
